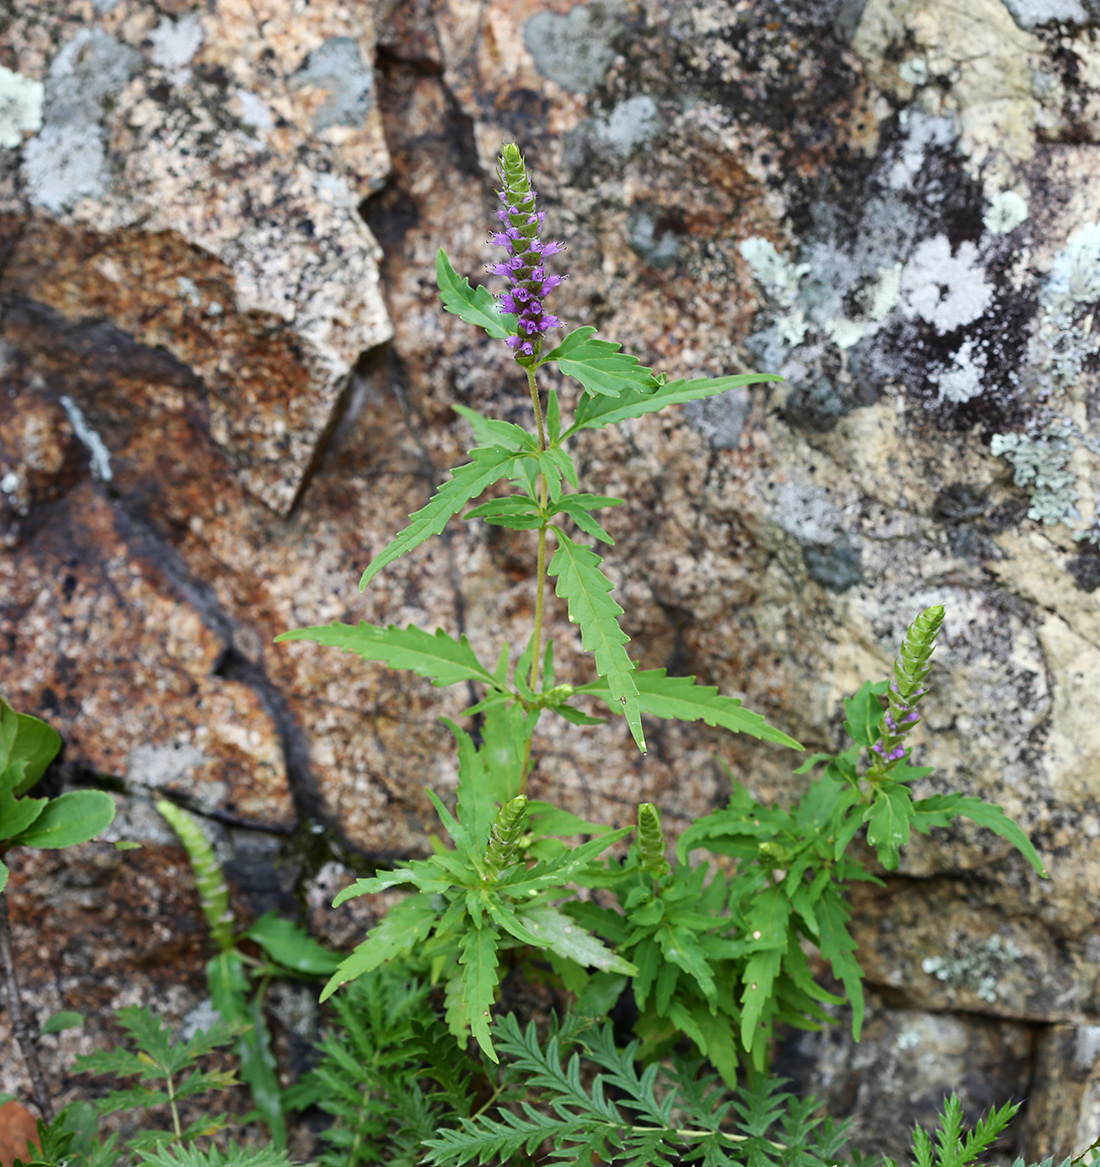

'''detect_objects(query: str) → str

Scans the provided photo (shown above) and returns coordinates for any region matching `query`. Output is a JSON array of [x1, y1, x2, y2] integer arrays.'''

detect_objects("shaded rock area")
[[1, 0, 1099, 1158]]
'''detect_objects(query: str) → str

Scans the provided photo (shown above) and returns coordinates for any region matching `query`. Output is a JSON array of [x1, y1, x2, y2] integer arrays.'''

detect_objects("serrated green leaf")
[[458, 925, 500, 1061], [0, 860, 7, 895], [864, 783, 913, 869], [565, 372, 782, 437], [745, 886, 792, 949], [816, 885, 864, 1040], [480, 700, 531, 803], [439, 719, 493, 861], [547, 531, 644, 752], [320, 896, 440, 1002], [577, 668, 801, 749], [739, 948, 782, 1051], [526, 801, 614, 838], [843, 680, 888, 747], [11, 790, 115, 850], [519, 904, 636, 975], [436, 249, 517, 339], [451, 404, 534, 451], [244, 912, 341, 975], [915, 794, 1047, 877], [0, 696, 62, 798], [539, 326, 659, 397], [347, 446, 518, 590], [656, 925, 717, 1002], [275, 622, 501, 691]]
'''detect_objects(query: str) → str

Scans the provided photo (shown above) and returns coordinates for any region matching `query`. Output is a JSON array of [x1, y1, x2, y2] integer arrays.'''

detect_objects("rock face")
[[2, 0, 1099, 1157]]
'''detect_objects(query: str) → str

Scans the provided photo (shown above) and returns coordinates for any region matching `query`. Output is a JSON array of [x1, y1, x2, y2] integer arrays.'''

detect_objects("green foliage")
[[421, 1013, 851, 1167], [286, 964, 449, 1167], [156, 800, 339, 1148], [354, 446, 521, 590], [320, 780, 634, 1060], [0, 694, 115, 895], [577, 667, 803, 749], [275, 623, 503, 691], [258, 142, 1048, 1162], [537, 326, 659, 398], [547, 531, 645, 751], [562, 371, 783, 437], [67, 1004, 245, 1159], [881, 1094, 1018, 1167], [436, 250, 517, 340]]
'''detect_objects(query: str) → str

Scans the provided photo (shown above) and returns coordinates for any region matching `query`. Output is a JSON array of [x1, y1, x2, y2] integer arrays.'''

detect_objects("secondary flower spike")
[[488, 143, 565, 360]]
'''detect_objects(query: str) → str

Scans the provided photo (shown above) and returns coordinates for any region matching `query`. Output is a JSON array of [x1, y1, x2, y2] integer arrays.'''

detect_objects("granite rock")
[[2, 0, 1100, 1157]]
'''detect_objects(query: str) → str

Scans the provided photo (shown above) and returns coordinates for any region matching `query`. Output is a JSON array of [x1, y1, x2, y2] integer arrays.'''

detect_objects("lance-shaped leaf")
[[740, 947, 783, 1052], [276, 622, 501, 691], [518, 903, 637, 976], [565, 372, 782, 437], [547, 531, 644, 752], [816, 884, 864, 1039], [451, 404, 535, 452], [351, 446, 518, 590], [539, 327, 659, 397], [457, 924, 500, 1061], [577, 668, 801, 749], [244, 912, 341, 975], [320, 895, 439, 1002], [912, 794, 1047, 877], [436, 249, 518, 340]]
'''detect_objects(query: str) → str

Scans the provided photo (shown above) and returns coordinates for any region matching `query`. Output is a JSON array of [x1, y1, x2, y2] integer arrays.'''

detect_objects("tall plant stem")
[[0, 885, 55, 1123], [521, 363, 550, 794]]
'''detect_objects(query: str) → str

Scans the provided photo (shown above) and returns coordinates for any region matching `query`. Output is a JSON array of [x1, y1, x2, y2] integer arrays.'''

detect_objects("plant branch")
[[0, 885, 55, 1123]]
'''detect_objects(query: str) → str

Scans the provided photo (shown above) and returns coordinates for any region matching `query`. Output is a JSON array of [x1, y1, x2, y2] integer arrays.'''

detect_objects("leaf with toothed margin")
[[539, 327, 659, 398], [436, 249, 518, 339], [546, 530, 644, 752], [565, 372, 782, 437], [576, 669, 802, 750]]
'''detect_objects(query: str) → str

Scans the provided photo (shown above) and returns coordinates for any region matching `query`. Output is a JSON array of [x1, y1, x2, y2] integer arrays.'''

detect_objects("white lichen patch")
[[149, 13, 204, 74], [0, 65, 44, 150], [934, 338, 988, 403], [1000, 0, 1089, 28], [740, 236, 811, 346], [589, 94, 661, 156], [984, 189, 1029, 235], [900, 235, 994, 333], [1048, 222, 1100, 303]]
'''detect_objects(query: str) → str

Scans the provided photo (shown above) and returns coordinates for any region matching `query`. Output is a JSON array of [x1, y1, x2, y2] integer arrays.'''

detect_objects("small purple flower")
[[489, 144, 565, 360]]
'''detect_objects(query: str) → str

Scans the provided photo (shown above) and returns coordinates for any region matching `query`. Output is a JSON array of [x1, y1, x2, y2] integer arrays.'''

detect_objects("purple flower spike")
[[489, 143, 566, 362]]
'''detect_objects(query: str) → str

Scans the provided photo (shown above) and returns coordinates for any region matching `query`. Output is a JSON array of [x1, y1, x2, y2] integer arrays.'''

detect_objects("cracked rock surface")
[[2, 0, 1100, 1157]]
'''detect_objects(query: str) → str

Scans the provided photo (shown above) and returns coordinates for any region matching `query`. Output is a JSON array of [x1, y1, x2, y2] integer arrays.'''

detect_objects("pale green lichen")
[[991, 424, 1081, 528], [921, 933, 1023, 1004]]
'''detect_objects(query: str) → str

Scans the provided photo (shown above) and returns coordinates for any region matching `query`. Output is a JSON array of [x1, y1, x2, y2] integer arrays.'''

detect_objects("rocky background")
[[2, 0, 1099, 1158]]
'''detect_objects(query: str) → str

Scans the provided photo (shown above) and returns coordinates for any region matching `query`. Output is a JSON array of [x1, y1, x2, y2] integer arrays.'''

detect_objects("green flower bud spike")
[[483, 795, 529, 880], [870, 604, 945, 776], [637, 802, 670, 878]]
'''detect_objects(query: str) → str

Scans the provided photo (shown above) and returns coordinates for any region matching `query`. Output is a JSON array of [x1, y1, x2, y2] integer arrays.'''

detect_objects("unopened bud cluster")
[[871, 605, 945, 772]]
